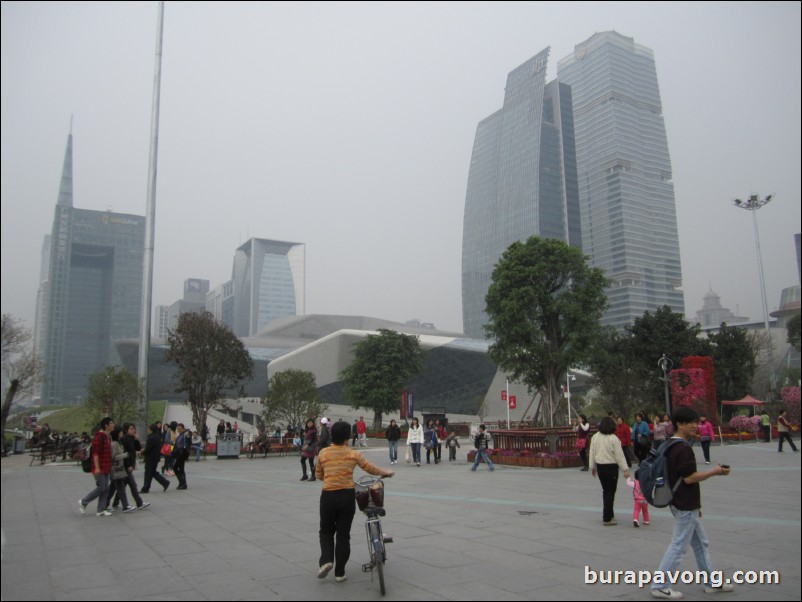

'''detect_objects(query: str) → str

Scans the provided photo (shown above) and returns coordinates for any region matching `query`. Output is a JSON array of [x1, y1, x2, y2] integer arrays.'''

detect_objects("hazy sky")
[[2, 1, 800, 336]]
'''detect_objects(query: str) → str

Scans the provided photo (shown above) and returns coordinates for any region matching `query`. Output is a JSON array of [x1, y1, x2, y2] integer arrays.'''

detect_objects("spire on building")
[[57, 128, 73, 207]]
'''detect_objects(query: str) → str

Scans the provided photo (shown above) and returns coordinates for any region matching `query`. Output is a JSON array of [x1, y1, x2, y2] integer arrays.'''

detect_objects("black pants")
[[778, 432, 798, 452], [579, 448, 588, 468], [596, 464, 619, 523], [449, 446, 457, 461], [435, 443, 442, 462], [142, 460, 170, 491], [701, 440, 711, 463], [107, 478, 130, 509], [173, 456, 187, 488], [301, 456, 315, 478], [634, 442, 649, 463], [112, 472, 144, 507], [319, 489, 356, 578], [763, 425, 771, 443]]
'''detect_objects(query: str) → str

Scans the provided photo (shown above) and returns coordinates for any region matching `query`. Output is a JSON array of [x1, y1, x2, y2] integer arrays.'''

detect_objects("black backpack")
[[637, 439, 688, 507], [81, 444, 93, 473]]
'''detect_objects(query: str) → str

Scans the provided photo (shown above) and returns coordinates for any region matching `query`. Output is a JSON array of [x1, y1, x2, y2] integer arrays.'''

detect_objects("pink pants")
[[634, 500, 650, 523]]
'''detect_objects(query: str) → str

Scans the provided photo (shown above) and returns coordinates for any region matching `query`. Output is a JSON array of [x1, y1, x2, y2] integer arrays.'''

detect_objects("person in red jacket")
[[79, 417, 115, 517], [615, 416, 633, 467], [356, 417, 368, 448]]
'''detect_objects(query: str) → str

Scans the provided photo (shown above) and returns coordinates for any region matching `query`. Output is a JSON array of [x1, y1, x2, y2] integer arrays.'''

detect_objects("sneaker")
[[335, 575, 347, 583], [123, 506, 137, 513], [633, 520, 640, 528], [603, 520, 617, 526], [78, 500, 87, 515], [139, 489, 150, 494], [137, 502, 151, 510], [644, 521, 650, 525], [651, 588, 683, 599], [703, 584, 734, 594], [705, 461, 710, 464], [96, 510, 113, 517], [317, 562, 333, 579]]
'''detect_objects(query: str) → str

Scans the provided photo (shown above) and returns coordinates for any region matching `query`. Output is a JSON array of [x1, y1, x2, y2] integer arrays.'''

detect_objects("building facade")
[[41, 134, 145, 404], [462, 48, 581, 338], [231, 238, 305, 336], [557, 31, 684, 330]]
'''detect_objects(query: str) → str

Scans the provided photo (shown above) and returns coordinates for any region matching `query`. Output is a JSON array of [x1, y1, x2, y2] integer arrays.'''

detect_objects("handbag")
[[405, 446, 411, 463], [160, 443, 174, 457], [637, 435, 650, 448], [576, 437, 587, 450]]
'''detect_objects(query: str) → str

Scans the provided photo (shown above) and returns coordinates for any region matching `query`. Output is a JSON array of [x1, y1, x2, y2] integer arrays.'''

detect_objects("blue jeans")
[[471, 449, 495, 471], [388, 440, 398, 462], [651, 507, 713, 590], [410, 443, 421, 463]]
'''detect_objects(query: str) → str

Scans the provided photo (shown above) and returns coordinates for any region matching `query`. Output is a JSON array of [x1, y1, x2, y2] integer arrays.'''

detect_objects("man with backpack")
[[649, 406, 732, 600]]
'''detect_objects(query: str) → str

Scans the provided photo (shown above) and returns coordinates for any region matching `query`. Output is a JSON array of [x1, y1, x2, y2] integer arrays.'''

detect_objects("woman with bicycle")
[[315, 420, 394, 583]]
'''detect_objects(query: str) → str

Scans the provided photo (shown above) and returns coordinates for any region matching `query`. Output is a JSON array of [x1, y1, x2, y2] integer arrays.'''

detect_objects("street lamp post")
[[565, 371, 576, 424], [658, 354, 673, 417], [733, 193, 777, 398]]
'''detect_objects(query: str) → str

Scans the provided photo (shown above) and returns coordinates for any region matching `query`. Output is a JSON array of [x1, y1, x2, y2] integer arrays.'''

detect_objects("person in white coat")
[[406, 417, 424, 466]]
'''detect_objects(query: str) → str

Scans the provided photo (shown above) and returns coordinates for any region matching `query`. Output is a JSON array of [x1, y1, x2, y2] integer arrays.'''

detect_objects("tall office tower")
[[557, 32, 684, 330], [206, 280, 235, 331], [231, 238, 305, 336], [154, 305, 169, 339], [462, 48, 581, 338], [41, 133, 145, 405]]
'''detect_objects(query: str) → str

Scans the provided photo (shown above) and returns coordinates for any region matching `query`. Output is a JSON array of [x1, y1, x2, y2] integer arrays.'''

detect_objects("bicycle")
[[355, 475, 392, 595]]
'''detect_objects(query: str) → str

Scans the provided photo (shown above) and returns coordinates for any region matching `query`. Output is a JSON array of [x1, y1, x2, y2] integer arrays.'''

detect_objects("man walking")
[[777, 409, 799, 453], [140, 423, 171, 493], [114, 423, 150, 510], [356, 416, 368, 448], [470, 424, 495, 472], [650, 406, 732, 599], [79, 417, 114, 517]]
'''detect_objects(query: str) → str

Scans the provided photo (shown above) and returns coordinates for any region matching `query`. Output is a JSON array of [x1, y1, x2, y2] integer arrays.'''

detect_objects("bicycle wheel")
[[368, 522, 386, 595]]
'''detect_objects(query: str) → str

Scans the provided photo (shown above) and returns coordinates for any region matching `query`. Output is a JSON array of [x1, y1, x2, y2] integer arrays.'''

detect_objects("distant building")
[[154, 305, 169, 339], [231, 238, 305, 336], [694, 289, 749, 328], [206, 280, 235, 331], [557, 32, 684, 330], [41, 132, 145, 405], [462, 48, 581, 338]]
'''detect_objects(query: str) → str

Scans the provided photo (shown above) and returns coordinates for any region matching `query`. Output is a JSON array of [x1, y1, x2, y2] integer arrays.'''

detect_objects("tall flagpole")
[[138, 1, 165, 436]]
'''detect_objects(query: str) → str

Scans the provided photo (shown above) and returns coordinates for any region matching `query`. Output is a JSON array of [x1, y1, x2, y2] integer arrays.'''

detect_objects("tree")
[[340, 329, 424, 428], [708, 323, 756, 405], [787, 313, 801, 352], [83, 366, 144, 428], [2, 314, 44, 452], [624, 306, 711, 413], [164, 311, 253, 434], [587, 326, 643, 421], [262, 369, 328, 431], [484, 237, 608, 426]]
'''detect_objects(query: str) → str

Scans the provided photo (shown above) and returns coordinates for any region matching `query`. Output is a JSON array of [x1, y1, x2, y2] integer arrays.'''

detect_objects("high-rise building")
[[462, 48, 581, 338], [41, 133, 145, 405], [557, 32, 684, 330], [231, 238, 305, 336]]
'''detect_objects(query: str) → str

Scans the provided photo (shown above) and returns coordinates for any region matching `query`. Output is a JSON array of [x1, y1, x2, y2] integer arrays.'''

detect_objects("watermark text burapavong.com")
[[584, 566, 780, 589]]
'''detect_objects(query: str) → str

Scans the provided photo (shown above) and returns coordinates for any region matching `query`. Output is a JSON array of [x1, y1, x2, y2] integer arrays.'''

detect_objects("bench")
[[28, 440, 81, 466], [246, 437, 289, 458]]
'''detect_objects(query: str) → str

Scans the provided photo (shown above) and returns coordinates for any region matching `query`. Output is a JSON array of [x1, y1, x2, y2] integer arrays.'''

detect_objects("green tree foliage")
[[165, 311, 253, 434], [625, 306, 711, 412], [484, 237, 608, 426], [262, 369, 328, 431], [708, 323, 757, 404], [340, 329, 424, 428], [787, 313, 801, 352], [589, 307, 713, 418], [586, 327, 642, 421], [1, 314, 44, 452], [84, 366, 144, 428]]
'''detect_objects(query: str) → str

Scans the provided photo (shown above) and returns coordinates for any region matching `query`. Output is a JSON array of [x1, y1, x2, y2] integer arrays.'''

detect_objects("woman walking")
[[631, 413, 651, 463], [698, 415, 715, 464], [424, 419, 439, 464], [576, 414, 591, 471], [385, 419, 401, 464], [406, 417, 424, 466], [315, 421, 393, 583], [300, 419, 318, 481], [589, 416, 631, 526]]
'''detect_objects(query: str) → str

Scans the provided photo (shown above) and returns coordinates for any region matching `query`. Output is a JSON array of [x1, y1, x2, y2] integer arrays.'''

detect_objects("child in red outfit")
[[627, 475, 650, 527]]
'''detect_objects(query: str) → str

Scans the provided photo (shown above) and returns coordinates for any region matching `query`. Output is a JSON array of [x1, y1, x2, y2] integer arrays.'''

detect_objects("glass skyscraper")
[[557, 32, 684, 330], [41, 133, 145, 404], [231, 238, 305, 336], [462, 48, 581, 338]]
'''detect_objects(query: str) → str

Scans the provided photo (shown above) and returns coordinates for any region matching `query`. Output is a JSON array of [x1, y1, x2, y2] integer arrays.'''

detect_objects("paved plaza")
[[1, 439, 799, 601]]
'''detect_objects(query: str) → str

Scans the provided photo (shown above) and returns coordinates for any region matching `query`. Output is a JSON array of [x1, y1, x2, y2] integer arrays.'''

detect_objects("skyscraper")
[[462, 48, 581, 338], [557, 32, 684, 330], [41, 133, 145, 404], [231, 238, 305, 336]]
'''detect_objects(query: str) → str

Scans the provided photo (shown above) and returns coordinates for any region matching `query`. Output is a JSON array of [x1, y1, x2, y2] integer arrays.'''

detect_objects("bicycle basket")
[[355, 479, 384, 511]]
